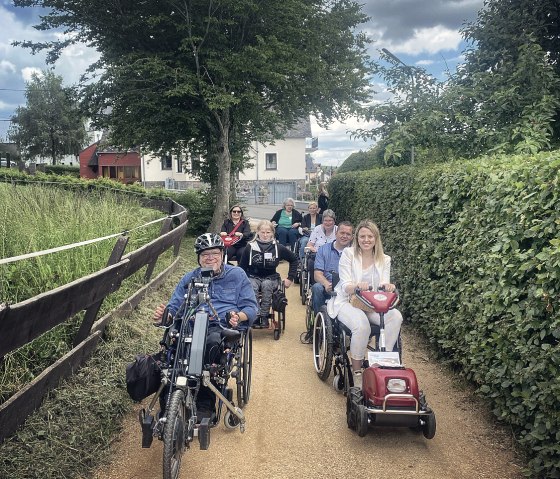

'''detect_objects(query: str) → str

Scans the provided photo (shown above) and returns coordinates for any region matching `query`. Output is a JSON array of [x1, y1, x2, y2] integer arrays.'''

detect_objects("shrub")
[[329, 151, 560, 478]]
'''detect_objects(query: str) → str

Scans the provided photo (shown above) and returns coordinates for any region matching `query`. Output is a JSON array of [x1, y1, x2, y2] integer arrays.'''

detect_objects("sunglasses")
[[231, 210, 242, 213]]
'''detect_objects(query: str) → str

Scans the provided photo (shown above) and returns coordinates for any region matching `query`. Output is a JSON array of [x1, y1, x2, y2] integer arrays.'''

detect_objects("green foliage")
[[43, 164, 80, 177], [8, 70, 87, 165], [0, 181, 177, 403], [338, 145, 386, 173], [14, 0, 374, 230], [170, 188, 214, 236], [330, 151, 560, 478]]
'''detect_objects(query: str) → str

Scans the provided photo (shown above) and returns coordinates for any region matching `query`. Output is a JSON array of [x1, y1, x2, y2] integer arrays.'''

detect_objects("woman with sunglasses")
[[220, 205, 253, 261]]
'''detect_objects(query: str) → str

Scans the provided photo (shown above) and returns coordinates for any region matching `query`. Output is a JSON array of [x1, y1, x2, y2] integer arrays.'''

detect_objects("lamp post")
[[381, 48, 415, 165]]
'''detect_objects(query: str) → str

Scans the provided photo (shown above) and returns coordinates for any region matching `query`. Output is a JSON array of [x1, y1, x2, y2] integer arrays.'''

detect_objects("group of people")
[[152, 181, 402, 416]]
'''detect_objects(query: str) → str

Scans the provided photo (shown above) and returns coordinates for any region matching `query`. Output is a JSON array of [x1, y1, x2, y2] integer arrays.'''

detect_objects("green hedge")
[[330, 152, 560, 478]]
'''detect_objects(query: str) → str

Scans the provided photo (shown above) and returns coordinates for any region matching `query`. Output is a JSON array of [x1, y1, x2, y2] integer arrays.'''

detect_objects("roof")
[[285, 117, 312, 138]]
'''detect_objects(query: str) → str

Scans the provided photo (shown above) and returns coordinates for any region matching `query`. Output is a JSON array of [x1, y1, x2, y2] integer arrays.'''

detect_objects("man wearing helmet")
[[153, 233, 258, 419]]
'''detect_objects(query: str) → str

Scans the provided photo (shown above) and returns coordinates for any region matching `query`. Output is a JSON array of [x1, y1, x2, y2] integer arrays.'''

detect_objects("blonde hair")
[[308, 201, 318, 209], [319, 182, 328, 196], [353, 220, 384, 266], [252, 220, 276, 242]]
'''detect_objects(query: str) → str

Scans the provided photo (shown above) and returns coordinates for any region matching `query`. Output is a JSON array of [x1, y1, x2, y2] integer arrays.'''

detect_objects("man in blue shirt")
[[153, 233, 258, 419], [312, 221, 353, 315]]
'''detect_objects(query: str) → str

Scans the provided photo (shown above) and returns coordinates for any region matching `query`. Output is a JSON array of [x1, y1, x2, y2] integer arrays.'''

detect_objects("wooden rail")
[[0, 197, 188, 443]]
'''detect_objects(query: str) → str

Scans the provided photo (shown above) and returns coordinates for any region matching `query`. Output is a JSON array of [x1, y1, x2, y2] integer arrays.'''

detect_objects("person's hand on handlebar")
[[355, 282, 370, 291], [379, 283, 396, 292], [283, 278, 293, 289], [153, 303, 165, 322], [228, 311, 241, 328]]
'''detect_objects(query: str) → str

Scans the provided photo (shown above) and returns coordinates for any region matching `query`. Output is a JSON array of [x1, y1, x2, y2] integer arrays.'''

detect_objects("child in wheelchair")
[[239, 220, 297, 328]]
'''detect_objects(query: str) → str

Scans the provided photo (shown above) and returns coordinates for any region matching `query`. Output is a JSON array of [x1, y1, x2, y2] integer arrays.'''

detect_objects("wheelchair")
[[299, 248, 315, 305], [138, 268, 253, 479], [252, 277, 286, 341], [312, 304, 401, 394]]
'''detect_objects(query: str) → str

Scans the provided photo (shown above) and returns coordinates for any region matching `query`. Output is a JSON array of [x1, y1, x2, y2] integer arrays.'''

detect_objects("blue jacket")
[[167, 264, 258, 328]]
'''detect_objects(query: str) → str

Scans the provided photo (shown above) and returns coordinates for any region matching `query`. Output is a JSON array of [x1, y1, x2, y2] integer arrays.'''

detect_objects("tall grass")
[[0, 182, 175, 403]]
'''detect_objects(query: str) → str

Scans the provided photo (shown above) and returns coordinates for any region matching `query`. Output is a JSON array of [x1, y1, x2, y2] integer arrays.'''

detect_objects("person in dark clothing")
[[220, 204, 253, 261], [270, 197, 303, 248], [317, 182, 329, 214], [239, 220, 298, 327]]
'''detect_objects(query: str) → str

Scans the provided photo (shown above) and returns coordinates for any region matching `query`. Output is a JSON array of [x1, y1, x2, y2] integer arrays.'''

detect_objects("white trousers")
[[336, 302, 403, 360]]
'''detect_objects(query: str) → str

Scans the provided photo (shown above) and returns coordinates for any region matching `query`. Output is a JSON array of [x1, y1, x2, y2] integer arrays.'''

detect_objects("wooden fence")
[[0, 196, 188, 443]]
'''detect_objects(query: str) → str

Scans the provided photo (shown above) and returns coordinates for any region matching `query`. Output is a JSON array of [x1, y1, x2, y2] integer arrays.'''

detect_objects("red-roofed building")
[[79, 141, 141, 184]]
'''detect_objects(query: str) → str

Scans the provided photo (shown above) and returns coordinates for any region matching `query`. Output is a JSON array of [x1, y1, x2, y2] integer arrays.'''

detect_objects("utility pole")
[[382, 48, 415, 165]]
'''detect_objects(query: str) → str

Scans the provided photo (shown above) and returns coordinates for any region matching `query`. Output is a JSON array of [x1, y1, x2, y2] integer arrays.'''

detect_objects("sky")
[[0, 0, 484, 166]]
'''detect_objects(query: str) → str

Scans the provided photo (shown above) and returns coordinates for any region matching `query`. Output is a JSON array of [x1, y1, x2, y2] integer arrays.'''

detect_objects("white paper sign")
[[368, 351, 401, 367]]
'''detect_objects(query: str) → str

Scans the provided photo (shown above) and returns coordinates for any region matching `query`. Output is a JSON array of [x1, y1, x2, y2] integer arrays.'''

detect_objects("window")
[[265, 153, 277, 170], [161, 154, 172, 170], [176, 155, 183, 173]]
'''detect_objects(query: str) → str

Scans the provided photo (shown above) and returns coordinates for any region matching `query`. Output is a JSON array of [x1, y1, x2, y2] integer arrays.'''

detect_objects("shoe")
[[353, 371, 363, 389]]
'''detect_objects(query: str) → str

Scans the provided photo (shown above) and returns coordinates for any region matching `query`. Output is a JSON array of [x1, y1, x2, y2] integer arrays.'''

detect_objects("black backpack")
[[125, 353, 162, 402], [271, 289, 288, 313]]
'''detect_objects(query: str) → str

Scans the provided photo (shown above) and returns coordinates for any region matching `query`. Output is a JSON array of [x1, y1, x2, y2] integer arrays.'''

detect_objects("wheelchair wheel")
[[356, 404, 369, 437], [305, 294, 313, 334], [224, 409, 241, 429], [162, 389, 186, 479], [313, 309, 333, 381], [300, 269, 307, 305], [237, 329, 252, 408]]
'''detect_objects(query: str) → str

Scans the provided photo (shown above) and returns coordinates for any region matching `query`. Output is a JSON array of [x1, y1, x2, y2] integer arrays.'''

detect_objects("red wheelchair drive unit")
[[346, 289, 436, 439]]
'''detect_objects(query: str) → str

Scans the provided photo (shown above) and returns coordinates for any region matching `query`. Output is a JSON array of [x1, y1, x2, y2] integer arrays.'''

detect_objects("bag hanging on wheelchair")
[[349, 294, 374, 313], [125, 353, 162, 402], [271, 289, 288, 312]]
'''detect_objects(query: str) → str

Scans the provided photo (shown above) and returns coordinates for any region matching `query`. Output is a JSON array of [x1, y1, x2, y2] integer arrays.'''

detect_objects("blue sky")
[[0, 0, 484, 165]]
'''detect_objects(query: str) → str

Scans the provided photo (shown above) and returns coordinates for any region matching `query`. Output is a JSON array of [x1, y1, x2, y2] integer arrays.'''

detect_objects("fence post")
[[72, 235, 129, 347], [144, 217, 173, 282]]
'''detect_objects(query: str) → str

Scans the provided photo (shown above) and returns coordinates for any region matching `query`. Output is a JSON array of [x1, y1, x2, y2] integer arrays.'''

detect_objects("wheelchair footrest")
[[140, 409, 155, 448], [198, 418, 211, 450]]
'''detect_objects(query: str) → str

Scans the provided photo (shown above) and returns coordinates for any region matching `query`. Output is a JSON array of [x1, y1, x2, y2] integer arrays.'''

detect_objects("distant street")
[[242, 202, 309, 221]]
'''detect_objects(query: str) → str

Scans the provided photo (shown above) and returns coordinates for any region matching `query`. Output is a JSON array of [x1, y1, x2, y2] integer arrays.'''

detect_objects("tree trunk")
[[209, 111, 231, 233]]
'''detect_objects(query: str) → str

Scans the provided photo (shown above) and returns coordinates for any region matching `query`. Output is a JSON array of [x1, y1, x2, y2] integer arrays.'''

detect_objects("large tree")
[[8, 70, 87, 165], [15, 0, 373, 230]]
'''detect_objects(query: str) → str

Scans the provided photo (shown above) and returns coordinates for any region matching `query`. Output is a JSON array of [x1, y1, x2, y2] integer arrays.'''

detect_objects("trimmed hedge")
[[330, 152, 560, 478]]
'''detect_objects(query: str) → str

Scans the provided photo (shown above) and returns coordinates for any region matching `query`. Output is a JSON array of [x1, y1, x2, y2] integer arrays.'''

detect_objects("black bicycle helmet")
[[194, 233, 224, 255]]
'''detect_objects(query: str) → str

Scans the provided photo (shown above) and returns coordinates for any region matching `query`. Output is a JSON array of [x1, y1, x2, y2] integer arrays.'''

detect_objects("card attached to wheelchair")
[[368, 351, 401, 367]]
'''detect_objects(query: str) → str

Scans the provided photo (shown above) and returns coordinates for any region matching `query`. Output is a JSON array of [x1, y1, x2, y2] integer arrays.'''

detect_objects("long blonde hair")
[[353, 220, 384, 266], [251, 220, 276, 242], [319, 182, 328, 197]]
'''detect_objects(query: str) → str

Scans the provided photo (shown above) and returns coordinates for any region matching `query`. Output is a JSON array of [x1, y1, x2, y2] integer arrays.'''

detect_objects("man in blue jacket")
[[153, 233, 258, 419]]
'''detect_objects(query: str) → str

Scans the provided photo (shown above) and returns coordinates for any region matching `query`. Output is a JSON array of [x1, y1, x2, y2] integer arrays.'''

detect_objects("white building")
[[141, 117, 315, 202]]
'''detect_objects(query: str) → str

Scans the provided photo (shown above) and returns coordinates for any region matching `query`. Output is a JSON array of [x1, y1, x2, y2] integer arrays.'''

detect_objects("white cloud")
[[0, 60, 16, 74], [21, 66, 43, 82], [383, 25, 462, 56]]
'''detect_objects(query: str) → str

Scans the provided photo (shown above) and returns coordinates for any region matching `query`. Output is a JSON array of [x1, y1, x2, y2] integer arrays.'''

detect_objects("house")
[[140, 117, 316, 202], [79, 141, 141, 184]]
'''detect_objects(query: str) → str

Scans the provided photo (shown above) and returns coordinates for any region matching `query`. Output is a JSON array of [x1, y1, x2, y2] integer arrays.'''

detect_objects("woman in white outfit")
[[327, 220, 403, 388]]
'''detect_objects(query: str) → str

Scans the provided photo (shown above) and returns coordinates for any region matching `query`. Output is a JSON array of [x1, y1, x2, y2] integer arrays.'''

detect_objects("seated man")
[[153, 233, 258, 419], [312, 221, 353, 316], [305, 209, 338, 284]]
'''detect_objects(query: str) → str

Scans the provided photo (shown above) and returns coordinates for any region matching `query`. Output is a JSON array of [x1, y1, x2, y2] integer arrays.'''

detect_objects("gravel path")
[[93, 263, 524, 479]]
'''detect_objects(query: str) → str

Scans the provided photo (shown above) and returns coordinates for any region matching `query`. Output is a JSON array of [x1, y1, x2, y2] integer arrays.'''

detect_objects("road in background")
[[242, 202, 309, 221]]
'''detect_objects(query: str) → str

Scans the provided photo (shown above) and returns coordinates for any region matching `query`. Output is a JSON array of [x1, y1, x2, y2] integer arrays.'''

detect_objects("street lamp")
[[381, 48, 415, 165]]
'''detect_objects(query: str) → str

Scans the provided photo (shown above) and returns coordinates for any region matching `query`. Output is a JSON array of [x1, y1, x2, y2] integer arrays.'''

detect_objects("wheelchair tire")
[[163, 389, 186, 479], [313, 310, 333, 381], [305, 295, 313, 334], [224, 410, 241, 430], [300, 270, 307, 305], [240, 328, 252, 407], [356, 404, 369, 437]]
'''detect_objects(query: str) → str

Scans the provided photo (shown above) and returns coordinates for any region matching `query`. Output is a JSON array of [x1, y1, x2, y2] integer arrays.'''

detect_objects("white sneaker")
[[353, 371, 363, 389]]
